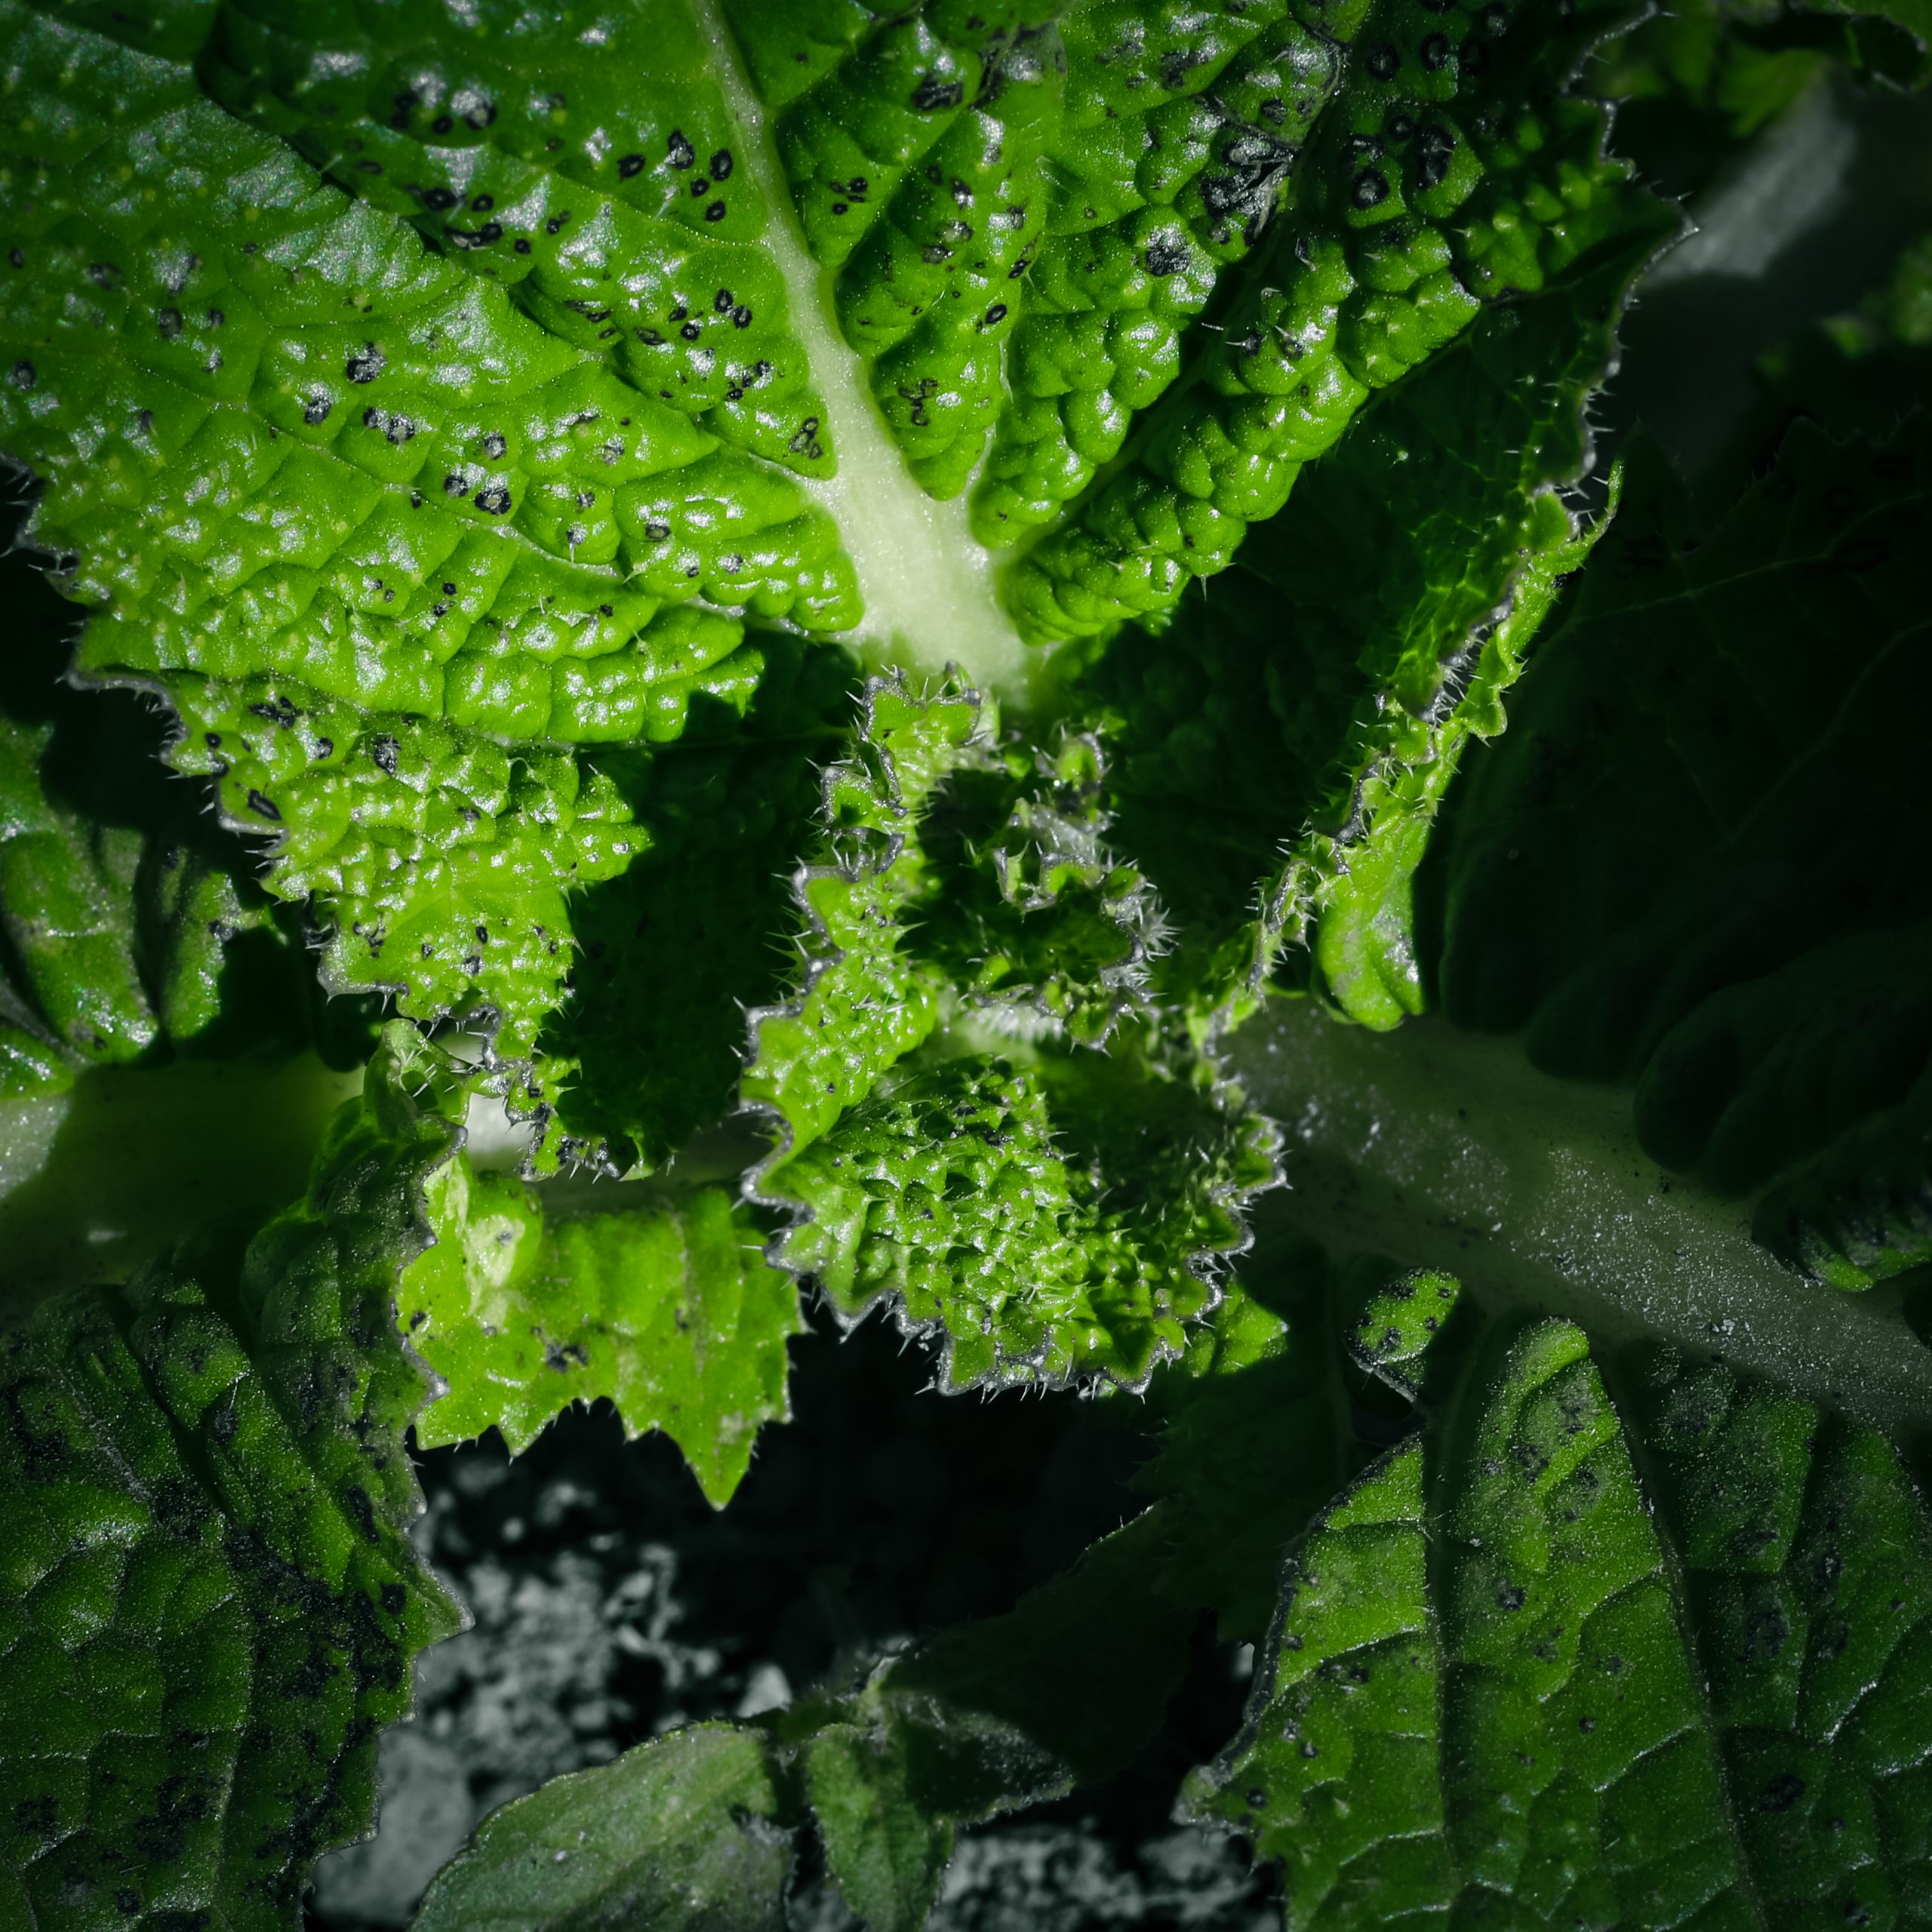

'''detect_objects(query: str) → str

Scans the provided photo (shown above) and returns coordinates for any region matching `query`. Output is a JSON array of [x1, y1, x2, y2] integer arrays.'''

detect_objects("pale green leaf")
[[401, 1153, 800, 1506]]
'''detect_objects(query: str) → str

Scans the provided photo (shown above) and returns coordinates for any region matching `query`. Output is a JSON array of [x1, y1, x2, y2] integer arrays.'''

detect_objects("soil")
[[305, 1301, 1278, 1930]]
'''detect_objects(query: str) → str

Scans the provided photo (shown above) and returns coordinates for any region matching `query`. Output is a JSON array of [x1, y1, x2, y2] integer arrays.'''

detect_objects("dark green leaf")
[[411, 1724, 792, 1932], [1432, 417, 1932, 1286], [0, 1027, 463, 1928], [1187, 1293, 1932, 1927]]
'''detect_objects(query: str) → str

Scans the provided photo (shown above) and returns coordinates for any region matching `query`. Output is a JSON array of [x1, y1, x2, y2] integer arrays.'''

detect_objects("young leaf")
[[743, 674, 1275, 1392], [907, 730, 1164, 1048], [777, 1039, 1275, 1389], [742, 672, 987, 1169], [0, 1028, 463, 1929], [401, 1151, 800, 1506], [411, 1724, 793, 1932]]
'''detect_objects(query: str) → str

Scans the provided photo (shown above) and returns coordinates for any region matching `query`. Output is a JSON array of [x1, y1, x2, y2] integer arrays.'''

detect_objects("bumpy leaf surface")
[[400, 1152, 800, 1505], [741, 673, 987, 1166], [0, 2, 855, 1067], [1075, 223, 1663, 1032], [2, 0, 1670, 1156], [1187, 1297, 1932, 1930], [203, 0, 840, 477], [1005, 0, 1652, 640], [779, 1040, 1275, 1388], [518, 635, 855, 1175], [0, 1031, 463, 1929], [743, 675, 1275, 1392]]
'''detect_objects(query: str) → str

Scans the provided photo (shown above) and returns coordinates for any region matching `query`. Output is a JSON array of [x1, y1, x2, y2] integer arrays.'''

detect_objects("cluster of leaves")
[[2, 0, 1931, 1922]]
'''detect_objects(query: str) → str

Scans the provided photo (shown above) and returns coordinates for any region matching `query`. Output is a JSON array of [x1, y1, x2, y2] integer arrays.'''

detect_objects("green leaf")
[[0, 2, 857, 1065], [971, 0, 1343, 541], [1072, 220, 1665, 1034], [805, 1721, 958, 1932], [759, 0, 1069, 498], [1007, 0, 1657, 641], [399, 1150, 800, 1506], [1432, 417, 1932, 1286], [741, 672, 988, 1163], [0, 516, 379, 1099], [205, 0, 840, 477], [908, 729, 1163, 1048], [411, 1505, 1194, 1931], [1186, 1436, 1451, 1922], [62, 0, 1680, 687], [1185, 1296, 1932, 1928], [732, 669, 1275, 1393], [0, 1026, 463, 1929], [411, 1723, 793, 1932], [0, 1052, 367, 1307], [521, 637, 857, 1173], [777, 1038, 1276, 1389]]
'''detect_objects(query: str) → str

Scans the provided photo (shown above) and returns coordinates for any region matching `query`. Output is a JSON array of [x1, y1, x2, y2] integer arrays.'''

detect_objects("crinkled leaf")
[[909, 729, 1163, 1048], [740, 672, 987, 1167], [738, 674, 1275, 1392], [0, 1027, 462, 1929], [1008, 0, 1656, 640], [1072, 223, 1666, 1034], [206, 0, 838, 477], [110, 0, 1676, 667], [0, 3, 855, 1068], [400, 1151, 800, 1506], [970, 0, 1340, 539], [777, 1039, 1276, 1389], [728, 0, 1070, 498]]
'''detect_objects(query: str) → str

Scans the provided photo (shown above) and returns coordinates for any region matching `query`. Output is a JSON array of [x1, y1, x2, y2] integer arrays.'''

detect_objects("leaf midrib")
[[694, 0, 1035, 701], [1237, 996, 1932, 1430]]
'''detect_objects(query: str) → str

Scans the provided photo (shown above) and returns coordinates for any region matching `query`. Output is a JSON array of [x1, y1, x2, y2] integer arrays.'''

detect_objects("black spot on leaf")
[[912, 74, 966, 112]]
